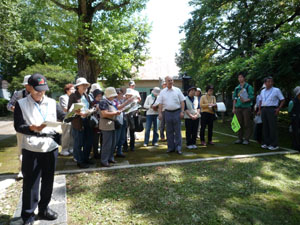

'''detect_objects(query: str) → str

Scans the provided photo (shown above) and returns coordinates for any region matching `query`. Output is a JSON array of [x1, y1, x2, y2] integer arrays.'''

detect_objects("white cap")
[[105, 87, 117, 98], [129, 80, 135, 86], [75, 77, 90, 87], [22, 75, 31, 86], [294, 86, 300, 97], [125, 88, 135, 96], [196, 88, 202, 92]]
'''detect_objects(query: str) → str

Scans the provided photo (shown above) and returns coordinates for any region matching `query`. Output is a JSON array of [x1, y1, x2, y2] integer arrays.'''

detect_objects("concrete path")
[[10, 175, 67, 225], [0, 121, 16, 141]]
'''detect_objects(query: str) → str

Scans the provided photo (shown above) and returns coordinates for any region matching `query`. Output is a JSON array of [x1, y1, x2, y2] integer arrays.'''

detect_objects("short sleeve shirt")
[[260, 87, 284, 107], [157, 86, 185, 111]]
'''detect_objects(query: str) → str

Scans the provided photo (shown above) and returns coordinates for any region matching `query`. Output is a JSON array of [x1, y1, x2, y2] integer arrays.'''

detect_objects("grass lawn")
[[66, 154, 300, 225]]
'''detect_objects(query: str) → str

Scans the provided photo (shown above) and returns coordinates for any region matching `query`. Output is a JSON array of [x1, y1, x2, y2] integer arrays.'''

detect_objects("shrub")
[[0, 98, 9, 116]]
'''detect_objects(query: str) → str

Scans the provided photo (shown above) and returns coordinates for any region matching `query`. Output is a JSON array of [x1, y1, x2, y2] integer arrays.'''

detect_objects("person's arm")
[[200, 96, 209, 110], [101, 109, 121, 118], [7, 91, 19, 112], [143, 96, 151, 109], [56, 103, 66, 121], [14, 102, 45, 134], [180, 101, 185, 118], [275, 99, 285, 115]]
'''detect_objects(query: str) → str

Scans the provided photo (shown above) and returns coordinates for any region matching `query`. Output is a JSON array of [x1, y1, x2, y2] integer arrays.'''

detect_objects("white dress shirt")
[[157, 86, 185, 111], [260, 87, 284, 107]]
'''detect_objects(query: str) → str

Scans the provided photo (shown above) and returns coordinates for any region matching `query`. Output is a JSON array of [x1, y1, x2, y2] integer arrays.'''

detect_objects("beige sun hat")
[[75, 77, 90, 87], [105, 87, 117, 98], [90, 83, 102, 93], [22, 75, 31, 86]]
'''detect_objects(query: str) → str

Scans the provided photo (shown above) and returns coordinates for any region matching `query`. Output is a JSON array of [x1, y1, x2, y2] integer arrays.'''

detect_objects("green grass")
[[66, 154, 300, 225]]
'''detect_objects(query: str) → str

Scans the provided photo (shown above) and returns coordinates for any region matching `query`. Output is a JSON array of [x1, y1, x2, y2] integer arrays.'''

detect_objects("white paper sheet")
[[216, 102, 226, 112]]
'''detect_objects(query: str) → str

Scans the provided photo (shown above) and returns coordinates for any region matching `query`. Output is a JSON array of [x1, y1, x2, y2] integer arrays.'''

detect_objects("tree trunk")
[[77, 50, 100, 84]]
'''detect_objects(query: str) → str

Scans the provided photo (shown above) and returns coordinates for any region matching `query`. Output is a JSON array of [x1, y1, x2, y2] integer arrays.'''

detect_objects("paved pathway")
[[0, 121, 16, 141], [10, 175, 67, 225]]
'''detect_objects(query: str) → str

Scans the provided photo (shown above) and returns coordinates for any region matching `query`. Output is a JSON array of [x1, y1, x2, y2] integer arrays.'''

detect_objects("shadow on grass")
[[66, 154, 300, 224]]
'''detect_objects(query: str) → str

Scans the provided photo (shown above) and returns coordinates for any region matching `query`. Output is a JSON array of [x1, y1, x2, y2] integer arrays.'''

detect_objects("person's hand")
[[232, 108, 236, 114], [275, 108, 280, 115], [75, 109, 81, 115], [11, 106, 15, 112], [180, 112, 184, 119], [30, 124, 47, 132], [158, 113, 162, 121], [115, 110, 121, 115]]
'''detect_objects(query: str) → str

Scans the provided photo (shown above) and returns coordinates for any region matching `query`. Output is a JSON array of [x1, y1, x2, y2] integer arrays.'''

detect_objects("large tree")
[[49, 0, 149, 83], [177, 0, 300, 90]]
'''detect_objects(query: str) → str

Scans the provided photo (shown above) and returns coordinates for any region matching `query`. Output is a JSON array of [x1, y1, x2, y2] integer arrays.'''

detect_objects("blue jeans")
[[144, 115, 159, 145], [72, 119, 93, 163]]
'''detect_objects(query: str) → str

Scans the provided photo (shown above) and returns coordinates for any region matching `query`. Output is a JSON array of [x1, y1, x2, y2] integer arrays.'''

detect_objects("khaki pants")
[[235, 108, 253, 141], [61, 123, 73, 152]]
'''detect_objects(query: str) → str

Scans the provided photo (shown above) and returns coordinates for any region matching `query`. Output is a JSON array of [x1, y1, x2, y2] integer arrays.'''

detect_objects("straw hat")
[[105, 87, 117, 98], [74, 77, 90, 87], [22, 75, 31, 86]]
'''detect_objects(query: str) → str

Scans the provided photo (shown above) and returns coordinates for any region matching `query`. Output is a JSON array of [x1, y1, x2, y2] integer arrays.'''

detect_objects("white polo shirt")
[[260, 87, 284, 107], [157, 86, 185, 111]]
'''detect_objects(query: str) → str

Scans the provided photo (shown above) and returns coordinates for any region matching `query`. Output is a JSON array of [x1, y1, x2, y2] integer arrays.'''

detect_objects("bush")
[[0, 98, 9, 116]]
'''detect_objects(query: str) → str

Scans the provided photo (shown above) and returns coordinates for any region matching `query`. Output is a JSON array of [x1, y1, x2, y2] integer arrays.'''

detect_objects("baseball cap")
[[28, 73, 49, 92], [129, 80, 135, 86]]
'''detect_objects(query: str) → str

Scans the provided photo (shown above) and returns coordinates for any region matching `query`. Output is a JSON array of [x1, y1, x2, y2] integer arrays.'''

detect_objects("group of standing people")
[[7, 72, 300, 225]]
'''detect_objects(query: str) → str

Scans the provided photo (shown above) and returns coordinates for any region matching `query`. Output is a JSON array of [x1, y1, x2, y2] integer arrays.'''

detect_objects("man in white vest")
[[14, 73, 65, 225]]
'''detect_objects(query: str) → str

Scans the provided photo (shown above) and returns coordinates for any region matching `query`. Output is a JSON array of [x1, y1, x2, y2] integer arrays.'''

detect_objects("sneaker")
[[187, 145, 193, 149], [153, 143, 159, 147], [143, 144, 147, 147], [242, 140, 249, 145], [59, 150, 70, 156], [201, 141, 206, 146], [261, 144, 268, 149], [268, 146, 279, 151], [234, 139, 243, 144], [17, 171, 23, 179], [192, 145, 197, 149]]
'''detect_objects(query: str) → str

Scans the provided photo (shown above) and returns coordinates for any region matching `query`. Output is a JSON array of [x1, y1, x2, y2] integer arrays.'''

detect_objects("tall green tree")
[[177, 0, 300, 90], [48, 0, 150, 83]]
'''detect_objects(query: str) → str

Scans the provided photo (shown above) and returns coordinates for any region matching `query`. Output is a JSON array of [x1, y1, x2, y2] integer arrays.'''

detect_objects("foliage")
[[8, 64, 75, 97], [177, 0, 300, 94], [0, 98, 9, 116]]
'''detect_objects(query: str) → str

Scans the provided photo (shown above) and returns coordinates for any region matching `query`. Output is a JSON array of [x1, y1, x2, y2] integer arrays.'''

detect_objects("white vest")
[[18, 95, 58, 153], [184, 96, 199, 119]]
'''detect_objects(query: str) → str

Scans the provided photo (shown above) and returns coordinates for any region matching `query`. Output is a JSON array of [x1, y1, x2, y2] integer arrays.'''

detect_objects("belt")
[[261, 106, 277, 108], [165, 108, 181, 112]]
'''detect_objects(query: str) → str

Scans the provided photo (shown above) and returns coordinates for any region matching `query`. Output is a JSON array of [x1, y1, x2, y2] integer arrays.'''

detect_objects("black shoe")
[[116, 153, 126, 158], [109, 160, 117, 163], [167, 149, 175, 153], [85, 160, 95, 165], [38, 208, 58, 221], [101, 163, 111, 167], [177, 150, 183, 155], [77, 163, 89, 168]]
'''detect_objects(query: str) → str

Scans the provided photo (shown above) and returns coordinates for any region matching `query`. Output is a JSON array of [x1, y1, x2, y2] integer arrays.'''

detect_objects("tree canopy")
[[0, 0, 150, 86], [177, 0, 300, 94]]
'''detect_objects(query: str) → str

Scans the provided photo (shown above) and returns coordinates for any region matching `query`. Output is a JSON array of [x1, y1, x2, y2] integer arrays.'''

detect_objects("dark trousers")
[[165, 110, 182, 151], [92, 130, 101, 158], [160, 111, 166, 139], [200, 112, 214, 142], [254, 123, 263, 144], [292, 118, 300, 150], [261, 107, 278, 147], [123, 127, 135, 151], [185, 118, 199, 145], [21, 148, 58, 224], [72, 118, 93, 163], [235, 107, 253, 141]]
